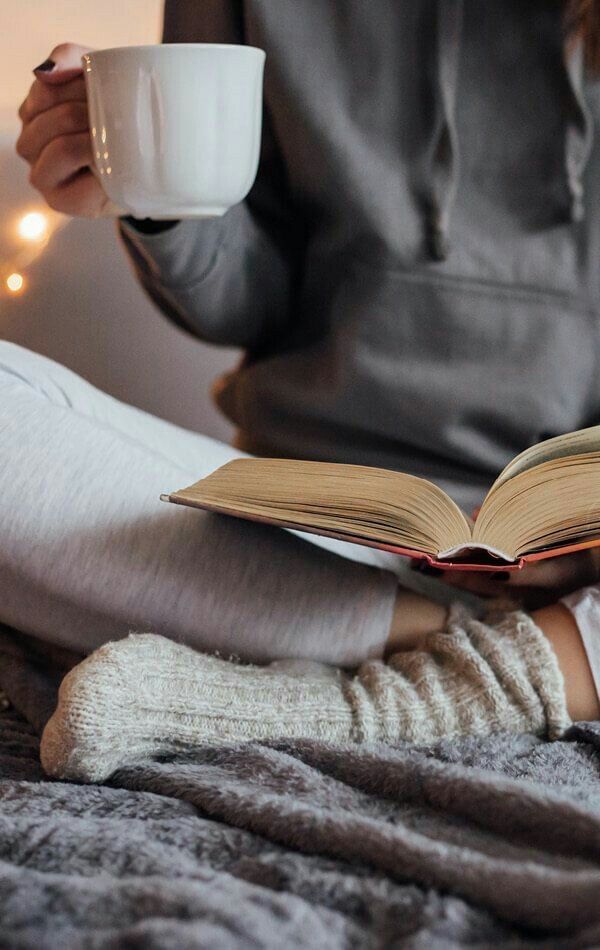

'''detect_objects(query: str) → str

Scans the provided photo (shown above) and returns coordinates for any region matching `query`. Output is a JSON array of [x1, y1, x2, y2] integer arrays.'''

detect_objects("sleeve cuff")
[[120, 216, 180, 235], [560, 584, 600, 701], [119, 214, 230, 289]]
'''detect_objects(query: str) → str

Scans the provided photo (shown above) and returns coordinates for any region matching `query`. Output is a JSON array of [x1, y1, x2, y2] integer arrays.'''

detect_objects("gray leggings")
[[0, 341, 482, 666]]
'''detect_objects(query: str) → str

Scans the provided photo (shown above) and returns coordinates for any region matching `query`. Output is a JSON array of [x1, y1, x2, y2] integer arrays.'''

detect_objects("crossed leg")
[[0, 341, 400, 665]]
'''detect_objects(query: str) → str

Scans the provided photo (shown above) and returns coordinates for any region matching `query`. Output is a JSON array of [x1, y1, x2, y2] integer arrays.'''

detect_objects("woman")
[[8, 0, 600, 781]]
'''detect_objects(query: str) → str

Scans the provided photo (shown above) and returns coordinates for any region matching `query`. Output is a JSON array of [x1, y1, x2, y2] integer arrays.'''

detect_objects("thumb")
[[33, 42, 94, 85]]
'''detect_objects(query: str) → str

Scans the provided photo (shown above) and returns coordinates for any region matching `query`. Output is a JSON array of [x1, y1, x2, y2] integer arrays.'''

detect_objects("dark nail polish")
[[494, 571, 511, 581], [33, 58, 55, 73], [420, 565, 444, 577]]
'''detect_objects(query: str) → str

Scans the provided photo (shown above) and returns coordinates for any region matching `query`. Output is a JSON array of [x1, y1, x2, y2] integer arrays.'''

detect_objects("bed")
[[1, 622, 600, 948]]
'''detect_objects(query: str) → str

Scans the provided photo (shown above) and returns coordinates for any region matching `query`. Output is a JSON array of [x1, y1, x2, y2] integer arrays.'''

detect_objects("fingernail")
[[420, 565, 444, 577], [33, 58, 55, 73], [493, 571, 511, 581]]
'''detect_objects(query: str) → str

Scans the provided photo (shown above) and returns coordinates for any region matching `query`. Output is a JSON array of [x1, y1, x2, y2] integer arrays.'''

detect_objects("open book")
[[160, 426, 600, 572]]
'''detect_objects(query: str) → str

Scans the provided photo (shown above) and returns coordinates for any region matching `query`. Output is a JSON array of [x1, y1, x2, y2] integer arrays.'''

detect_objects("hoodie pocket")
[[332, 261, 599, 471]]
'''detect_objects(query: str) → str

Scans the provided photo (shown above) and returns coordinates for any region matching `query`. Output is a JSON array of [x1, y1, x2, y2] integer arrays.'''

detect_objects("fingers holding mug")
[[32, 41, 93, 86], [45, 169, 114, 218], [16, 42, 114, 218], [17, 100, 89, 165], [28, 131, 93, 194], [19, 42, 92, 123], [18, 74, 87, 126]]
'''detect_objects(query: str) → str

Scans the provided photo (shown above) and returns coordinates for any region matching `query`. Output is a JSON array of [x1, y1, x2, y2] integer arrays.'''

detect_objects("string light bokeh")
[[6, 272, 24, 294], [18, 211, 48, 242], [1, 207, 68, 297]]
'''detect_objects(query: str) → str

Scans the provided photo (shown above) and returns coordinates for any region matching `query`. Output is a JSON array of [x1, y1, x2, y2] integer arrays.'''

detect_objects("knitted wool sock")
[[40, 602, 571, 783]]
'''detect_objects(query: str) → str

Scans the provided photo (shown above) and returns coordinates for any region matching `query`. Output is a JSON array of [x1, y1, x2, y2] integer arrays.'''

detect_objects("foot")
[[40, 634, 354, 783]]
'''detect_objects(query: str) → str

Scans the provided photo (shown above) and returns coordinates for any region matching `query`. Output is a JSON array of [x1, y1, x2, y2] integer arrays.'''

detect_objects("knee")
[[0, 341, 74, 408], [0, 340, 47, 384]]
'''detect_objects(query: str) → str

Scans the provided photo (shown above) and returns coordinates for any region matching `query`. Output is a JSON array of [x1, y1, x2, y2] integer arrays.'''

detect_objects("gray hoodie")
[[120, 0, 600, 514]]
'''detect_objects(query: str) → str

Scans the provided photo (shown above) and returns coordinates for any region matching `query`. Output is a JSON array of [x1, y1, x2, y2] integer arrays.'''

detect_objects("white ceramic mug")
[[82, 44, 266, 218]]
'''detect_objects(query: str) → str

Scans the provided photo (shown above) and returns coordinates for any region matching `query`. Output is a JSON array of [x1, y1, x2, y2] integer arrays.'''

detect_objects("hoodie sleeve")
[[118, 0, 302, 350]]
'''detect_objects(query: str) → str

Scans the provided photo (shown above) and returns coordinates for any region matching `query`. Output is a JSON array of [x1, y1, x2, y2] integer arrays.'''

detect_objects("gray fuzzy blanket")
[[2, 625, 600, 948]]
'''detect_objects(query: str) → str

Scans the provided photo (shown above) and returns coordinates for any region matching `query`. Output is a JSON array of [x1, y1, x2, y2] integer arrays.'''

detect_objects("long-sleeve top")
[[119, 0, 600, 646]]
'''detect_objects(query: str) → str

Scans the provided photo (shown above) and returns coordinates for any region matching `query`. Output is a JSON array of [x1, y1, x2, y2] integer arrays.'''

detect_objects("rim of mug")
[[83, 43, 266, 59]]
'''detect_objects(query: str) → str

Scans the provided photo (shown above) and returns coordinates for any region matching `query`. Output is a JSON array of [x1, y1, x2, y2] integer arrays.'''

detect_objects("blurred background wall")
[[0, 0, 236, 440]]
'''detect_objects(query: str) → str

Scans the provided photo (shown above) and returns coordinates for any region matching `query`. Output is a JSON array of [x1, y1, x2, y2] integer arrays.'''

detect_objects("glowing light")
[[18, 211, 48, 242], [6, 273, 24, 293]]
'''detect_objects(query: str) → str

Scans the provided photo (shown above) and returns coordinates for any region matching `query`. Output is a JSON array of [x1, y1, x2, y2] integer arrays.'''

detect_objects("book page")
[[168, 458, 473, 554], [473, 453, 600, 559], [484, 425, 600, 495]]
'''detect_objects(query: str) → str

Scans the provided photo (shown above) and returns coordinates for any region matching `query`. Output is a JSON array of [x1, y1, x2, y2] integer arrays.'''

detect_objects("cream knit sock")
[[40, 602, 571, 783]]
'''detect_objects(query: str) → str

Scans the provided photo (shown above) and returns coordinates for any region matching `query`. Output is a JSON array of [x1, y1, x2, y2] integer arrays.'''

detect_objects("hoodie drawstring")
[[427, 0, 464, 262], [563, 36, 593, 223], [427, 6, 593, 260]]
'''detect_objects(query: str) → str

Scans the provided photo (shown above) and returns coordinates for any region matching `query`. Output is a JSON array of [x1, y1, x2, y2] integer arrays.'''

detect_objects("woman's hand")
[[432, 547, 600, 610], [16, 43, 112, 218]]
